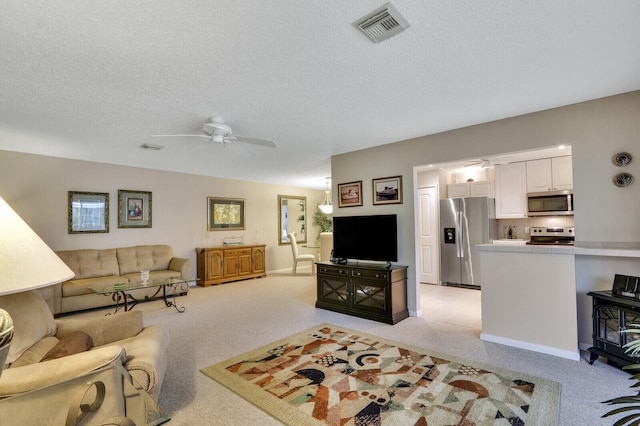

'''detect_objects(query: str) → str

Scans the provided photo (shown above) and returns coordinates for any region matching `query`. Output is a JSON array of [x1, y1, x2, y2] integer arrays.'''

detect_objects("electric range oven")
[[527, 227, 575, 245]]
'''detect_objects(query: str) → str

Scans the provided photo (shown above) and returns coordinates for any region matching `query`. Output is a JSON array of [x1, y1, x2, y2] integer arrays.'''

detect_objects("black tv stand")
[[315, 261, 408, 324]]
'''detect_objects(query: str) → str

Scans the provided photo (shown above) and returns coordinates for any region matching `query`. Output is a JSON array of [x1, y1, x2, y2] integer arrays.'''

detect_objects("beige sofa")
[[0, 289, 169, 401], [54, 244, 191, 315]]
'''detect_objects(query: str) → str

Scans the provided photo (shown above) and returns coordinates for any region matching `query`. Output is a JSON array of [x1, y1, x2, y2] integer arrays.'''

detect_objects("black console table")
[[315, 261, 409, 324], [588, 291, 640, 368]]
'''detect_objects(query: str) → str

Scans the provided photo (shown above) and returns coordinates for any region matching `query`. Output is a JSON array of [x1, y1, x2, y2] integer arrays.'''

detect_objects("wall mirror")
[[278, 195, 307, 245]]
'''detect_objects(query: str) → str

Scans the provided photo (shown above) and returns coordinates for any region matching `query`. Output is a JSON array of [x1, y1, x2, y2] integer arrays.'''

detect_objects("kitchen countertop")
[[477, 243, 640, 258]]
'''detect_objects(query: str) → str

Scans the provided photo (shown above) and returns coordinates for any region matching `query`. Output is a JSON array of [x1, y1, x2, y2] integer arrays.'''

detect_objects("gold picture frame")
[[208, 197, 246, 231]]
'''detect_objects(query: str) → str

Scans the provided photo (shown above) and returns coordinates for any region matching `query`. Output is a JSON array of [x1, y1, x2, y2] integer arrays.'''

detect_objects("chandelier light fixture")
[[318, 179, 333, 214]]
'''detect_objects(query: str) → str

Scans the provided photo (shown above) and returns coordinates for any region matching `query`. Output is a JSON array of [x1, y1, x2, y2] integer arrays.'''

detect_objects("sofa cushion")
[[56, 249, 119, 279], [41, 331, 93, 362], [0, 291, 57, 366], [117, 245, 173, 275]]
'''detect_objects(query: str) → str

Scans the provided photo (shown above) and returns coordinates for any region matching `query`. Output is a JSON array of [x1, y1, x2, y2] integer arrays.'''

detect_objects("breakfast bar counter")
[[477, 242, 640, 258], [476, 243, 640, 362], [476, 244, 579, 361]]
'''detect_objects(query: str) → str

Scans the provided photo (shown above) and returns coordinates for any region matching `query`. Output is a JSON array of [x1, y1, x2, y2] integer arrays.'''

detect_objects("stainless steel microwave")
[[527, 190, 573, 216]]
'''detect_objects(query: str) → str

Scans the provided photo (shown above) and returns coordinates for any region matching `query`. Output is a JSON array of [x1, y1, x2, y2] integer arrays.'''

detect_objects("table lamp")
[[0, 196, 75, 376]]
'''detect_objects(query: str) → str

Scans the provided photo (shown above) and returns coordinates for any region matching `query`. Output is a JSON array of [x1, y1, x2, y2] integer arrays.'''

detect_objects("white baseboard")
[[480, 333, 581, 361]]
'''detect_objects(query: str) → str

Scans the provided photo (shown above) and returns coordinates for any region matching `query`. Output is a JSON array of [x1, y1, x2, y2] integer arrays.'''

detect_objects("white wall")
[[332, 90, 640, 316], [0, 150, 325, 277]]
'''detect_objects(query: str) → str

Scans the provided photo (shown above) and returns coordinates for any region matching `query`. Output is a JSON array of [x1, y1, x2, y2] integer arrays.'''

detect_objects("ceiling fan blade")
[[150, 134, 211, 139], [232, 135, 277, 148]]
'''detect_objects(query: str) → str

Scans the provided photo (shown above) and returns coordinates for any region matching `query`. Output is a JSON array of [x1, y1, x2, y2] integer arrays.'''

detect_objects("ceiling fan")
[[464, 158, 491, 168], [151, 117, 276, 148]]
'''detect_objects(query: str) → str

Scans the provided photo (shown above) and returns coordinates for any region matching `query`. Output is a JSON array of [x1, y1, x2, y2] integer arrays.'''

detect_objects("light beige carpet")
[[201, 323, 560, 425]]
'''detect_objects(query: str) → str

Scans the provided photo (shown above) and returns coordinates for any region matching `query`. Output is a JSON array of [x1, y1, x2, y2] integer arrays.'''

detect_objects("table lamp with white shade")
[[0, 196, 75, 375]]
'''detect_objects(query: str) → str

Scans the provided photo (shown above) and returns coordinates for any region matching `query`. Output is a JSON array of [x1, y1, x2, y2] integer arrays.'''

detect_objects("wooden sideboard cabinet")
[[315, 261, 409, 324], [196, 244, 266, 286]]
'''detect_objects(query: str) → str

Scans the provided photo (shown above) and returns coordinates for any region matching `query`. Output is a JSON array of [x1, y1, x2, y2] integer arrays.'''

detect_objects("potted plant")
[[312, 207, 332, 241]]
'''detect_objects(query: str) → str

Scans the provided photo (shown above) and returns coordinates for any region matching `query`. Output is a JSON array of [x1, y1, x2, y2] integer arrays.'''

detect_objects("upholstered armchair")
[[0, 289, 169, 401]]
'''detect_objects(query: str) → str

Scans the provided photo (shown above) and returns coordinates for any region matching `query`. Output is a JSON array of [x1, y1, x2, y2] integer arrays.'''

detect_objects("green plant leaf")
[[606, 411, 640, 426]]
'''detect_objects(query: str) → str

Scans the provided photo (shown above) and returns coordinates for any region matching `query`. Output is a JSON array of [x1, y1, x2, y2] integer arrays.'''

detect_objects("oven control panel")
[[530, 227, 575, 237]]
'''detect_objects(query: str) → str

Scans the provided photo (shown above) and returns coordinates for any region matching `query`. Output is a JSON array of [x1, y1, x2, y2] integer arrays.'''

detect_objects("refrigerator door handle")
[[457, 211, 463, 258]]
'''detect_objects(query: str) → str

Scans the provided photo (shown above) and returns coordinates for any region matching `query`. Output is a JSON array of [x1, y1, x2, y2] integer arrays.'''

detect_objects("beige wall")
[[332, 90, 640, 315], [0, 150, 325, 277]]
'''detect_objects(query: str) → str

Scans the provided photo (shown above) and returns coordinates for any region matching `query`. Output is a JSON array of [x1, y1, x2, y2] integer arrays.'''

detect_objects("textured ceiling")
[[2, 1, 640, 189]]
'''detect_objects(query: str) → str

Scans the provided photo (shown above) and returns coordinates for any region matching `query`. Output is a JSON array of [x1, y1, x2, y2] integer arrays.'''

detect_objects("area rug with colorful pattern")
[[201, 323, 560, 425]]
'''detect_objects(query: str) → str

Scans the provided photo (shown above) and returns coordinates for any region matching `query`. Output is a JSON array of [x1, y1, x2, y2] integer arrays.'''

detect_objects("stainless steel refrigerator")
[[440, 197, 497, 288]]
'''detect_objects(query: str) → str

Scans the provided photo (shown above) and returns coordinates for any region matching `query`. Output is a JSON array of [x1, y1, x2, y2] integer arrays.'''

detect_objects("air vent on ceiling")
[[140, 143, 164, 150], [353, 2, 410, 43]]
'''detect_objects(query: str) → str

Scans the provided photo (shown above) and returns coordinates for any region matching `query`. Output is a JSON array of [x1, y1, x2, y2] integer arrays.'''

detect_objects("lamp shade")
[[0, 196, 74, 295]]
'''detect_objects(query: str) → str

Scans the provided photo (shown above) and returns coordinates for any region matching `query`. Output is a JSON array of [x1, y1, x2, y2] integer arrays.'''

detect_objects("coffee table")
[[90, 277, 194, 314]]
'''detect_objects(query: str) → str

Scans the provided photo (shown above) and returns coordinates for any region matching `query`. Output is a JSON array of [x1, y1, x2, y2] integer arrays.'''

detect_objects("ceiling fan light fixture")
[[211, 134, 225, 144], [203, 121, 232, 136]]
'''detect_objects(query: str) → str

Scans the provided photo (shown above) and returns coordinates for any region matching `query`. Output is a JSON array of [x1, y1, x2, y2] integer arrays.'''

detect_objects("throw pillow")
[[41, 330, 93, 362]]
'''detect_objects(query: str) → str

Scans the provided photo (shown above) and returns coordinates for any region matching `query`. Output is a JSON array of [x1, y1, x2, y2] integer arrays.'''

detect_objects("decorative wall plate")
[[614, 172, 634, 187], [613, 152, 632, 166]]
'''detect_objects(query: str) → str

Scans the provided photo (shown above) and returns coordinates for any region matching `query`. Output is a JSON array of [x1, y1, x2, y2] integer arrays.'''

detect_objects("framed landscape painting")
[[338, 181, 363, 208], [208, 197, 245, 230], [118, 189, 152, 228], [373, 176, 403, 205]]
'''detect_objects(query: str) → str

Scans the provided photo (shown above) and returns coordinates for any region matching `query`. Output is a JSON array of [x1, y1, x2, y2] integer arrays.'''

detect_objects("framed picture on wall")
[[118, 189, 152, 228], [208, 197, 245, 230], [337, 181, 363, 208], [68, 191, 109, 233], [372, 176, 403, 205]]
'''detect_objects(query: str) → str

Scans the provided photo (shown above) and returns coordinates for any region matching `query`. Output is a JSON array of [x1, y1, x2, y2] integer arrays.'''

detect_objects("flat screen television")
[[332, 214, 398, 263]]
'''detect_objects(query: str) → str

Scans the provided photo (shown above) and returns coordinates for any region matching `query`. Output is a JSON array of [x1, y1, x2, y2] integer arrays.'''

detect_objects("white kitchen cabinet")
[[526, 156, 573, 192], [495, 162, 527, 218], [447, 183, 470, 198], [551, 156, 573, 190], [447, 181, 494, 198], [470, 180, 494, 197]]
